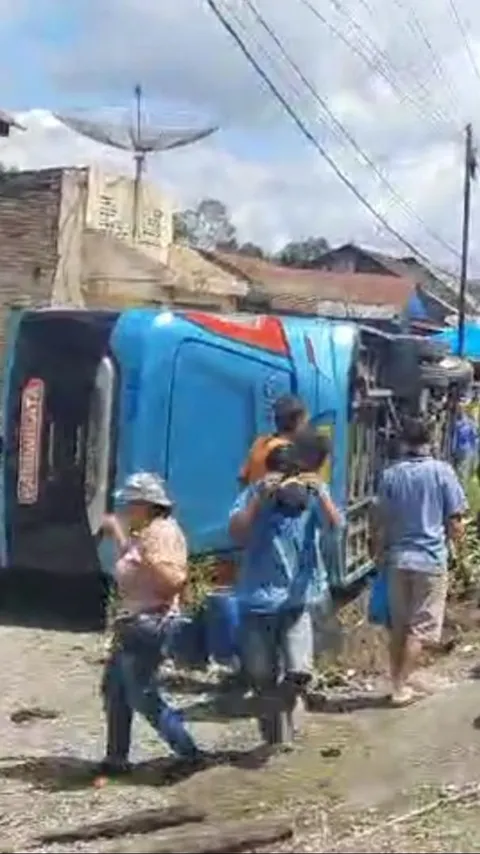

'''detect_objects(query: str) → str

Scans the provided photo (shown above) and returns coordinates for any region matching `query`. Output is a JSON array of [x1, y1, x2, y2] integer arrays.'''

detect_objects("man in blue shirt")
[[229, 429, 342, 747], [452, 398, 478, 487], [374, 416, 466, 707]]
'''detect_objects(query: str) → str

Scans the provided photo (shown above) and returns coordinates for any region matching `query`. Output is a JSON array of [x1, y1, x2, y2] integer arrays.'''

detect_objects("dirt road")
[[1, 611, 480, 852]]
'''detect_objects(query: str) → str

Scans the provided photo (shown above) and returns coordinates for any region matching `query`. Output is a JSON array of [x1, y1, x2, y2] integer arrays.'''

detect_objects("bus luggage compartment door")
[[4, 311, 118, 576]]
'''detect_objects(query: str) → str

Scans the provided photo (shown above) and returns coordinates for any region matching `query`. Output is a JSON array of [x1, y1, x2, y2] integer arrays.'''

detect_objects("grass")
[[467, 474, 480, 514]]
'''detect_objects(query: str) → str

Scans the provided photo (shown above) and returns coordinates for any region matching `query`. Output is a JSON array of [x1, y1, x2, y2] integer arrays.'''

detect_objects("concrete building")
[[0, 165, 246, 355]]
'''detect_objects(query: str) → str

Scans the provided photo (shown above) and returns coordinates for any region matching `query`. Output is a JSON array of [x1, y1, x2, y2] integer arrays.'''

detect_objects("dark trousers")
[[101, 612, 198, 763], [240, 608, 313, 745]]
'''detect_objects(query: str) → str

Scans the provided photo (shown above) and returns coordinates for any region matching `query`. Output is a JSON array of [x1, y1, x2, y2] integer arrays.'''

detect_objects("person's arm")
[[238, 438, 260, 486], [441, 463, 468, 545], [315, 480, 343, 527], [238, 460, 250, 487], [101, 513, 128, 553], [229, 485, 263, 544]]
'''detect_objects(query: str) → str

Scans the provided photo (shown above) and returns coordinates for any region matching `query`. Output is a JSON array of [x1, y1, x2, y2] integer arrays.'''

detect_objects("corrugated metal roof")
[[315, 243, 477, 313], [270, 293, 403, 318], [209, 250, 414, 309]]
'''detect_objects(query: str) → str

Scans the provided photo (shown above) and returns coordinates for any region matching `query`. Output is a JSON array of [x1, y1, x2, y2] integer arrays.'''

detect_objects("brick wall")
[[0, 167, 63, 353]]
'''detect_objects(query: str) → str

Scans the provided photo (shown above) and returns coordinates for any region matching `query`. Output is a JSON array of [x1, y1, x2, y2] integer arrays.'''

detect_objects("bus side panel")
[[165, 336, 292, 553], [109, 310, 294, 555], [0, 307, 24, 566]]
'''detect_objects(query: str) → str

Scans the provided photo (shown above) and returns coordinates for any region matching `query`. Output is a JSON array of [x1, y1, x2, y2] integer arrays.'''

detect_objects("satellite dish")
[[0, 109, 25, 138], [55, 85, 218, 238]]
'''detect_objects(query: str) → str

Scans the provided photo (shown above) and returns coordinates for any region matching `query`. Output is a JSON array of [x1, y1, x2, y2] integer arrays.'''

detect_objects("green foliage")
[[105, 580, 120, 630], [184, 555, 218, 613], [449, 519, 480, 597], [467, 475, 480, 515]]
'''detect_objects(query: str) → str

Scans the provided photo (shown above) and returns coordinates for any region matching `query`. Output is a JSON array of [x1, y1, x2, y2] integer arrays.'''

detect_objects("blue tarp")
[[435, 322, 480, 359], [406, 290, 428, 320]]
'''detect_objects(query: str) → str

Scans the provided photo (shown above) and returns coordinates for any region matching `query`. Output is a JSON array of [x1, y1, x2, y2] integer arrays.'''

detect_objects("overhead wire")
[[299, 0, 460, 135], [446, 0, 480, 87], [241, 0, 461, 259], [204, 0, 455, 268], [387, 0, 464, 124]]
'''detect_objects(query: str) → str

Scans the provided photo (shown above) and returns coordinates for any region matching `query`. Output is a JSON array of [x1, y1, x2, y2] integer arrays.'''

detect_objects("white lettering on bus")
[[17, 378, 44, 505]]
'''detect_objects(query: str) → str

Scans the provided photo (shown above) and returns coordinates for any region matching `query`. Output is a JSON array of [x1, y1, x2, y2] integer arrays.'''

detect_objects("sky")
[[2, 0, 480, 272]]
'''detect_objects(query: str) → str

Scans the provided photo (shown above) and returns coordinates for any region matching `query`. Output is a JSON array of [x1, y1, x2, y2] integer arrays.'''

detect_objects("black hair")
[[273, 395, 307, 434], [400, 415, 432, 448], [265, 442, 299, 476], [150, 504, 173, 520], [294, 426, 332, 472]]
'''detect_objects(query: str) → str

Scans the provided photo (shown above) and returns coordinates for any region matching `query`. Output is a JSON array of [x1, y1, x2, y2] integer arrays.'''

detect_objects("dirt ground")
[[1, 588, 480, 853]]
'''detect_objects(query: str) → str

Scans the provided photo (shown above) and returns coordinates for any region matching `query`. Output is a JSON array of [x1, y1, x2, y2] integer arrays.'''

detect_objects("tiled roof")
[[209, 250, 414, 310], [314, 243, 477, 313]]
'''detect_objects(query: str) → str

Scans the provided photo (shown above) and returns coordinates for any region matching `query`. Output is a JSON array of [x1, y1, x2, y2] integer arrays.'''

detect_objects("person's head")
[[264, 441, 298, 476], [116, 472, 173, 527], [273, 395, 308, 437], [294, 425, 332, 472], [400, 416, 432, 451]]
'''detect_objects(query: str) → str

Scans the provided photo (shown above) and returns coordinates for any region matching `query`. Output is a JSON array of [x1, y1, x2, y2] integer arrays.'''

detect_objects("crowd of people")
[[94, 393, 470, 782]]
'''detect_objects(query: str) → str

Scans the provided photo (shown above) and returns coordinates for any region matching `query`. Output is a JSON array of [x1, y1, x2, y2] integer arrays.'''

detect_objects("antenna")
[[55, 86, 218, 239]]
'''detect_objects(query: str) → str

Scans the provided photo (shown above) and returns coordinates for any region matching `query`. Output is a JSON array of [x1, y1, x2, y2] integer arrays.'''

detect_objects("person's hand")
[[101, 514, 119, 537], [257, 473, 283, 502]]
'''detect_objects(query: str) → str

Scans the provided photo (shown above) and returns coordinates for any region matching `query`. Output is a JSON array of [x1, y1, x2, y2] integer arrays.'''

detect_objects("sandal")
[[92, 758, 132, 786], [390, 685, 419, 707]]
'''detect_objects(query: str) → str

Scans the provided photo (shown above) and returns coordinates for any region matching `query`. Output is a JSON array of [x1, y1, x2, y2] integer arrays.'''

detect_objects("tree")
[[276, 236, 330, 268], [173, 198, 237, 251], [237, 241, 265, 259]]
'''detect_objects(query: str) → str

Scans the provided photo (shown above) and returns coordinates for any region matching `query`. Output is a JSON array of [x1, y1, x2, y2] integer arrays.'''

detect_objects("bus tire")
[[416, 338, 450, 362], [419, 356, 473, 389]]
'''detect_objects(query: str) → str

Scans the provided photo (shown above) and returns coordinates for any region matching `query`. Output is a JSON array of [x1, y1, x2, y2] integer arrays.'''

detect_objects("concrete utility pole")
[[458, 122, 477, 357]]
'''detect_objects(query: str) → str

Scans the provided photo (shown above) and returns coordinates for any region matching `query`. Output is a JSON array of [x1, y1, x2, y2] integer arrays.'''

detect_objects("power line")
[[447, 0, 480, 86], [299, 0, 459, 134], [241, 0, 460, 259], [388, 0, 464, 122], [205, 0, 455, 267]]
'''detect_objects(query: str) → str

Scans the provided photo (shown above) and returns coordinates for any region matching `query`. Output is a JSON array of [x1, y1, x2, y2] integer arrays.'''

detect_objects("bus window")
[[85, 356, 115, 535]]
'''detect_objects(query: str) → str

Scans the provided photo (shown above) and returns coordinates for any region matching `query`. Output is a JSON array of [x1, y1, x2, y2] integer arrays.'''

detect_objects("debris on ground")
[[9, 706, 59, 725], [38, 804, 207, 843]]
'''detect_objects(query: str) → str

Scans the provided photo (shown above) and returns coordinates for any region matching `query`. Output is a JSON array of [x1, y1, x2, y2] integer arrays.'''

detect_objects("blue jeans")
[[240, 608, 313, 745], [101, 612, 199, 764]]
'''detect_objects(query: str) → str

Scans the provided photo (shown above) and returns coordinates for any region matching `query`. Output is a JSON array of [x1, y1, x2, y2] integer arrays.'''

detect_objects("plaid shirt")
[[115, 517, 187, 616]]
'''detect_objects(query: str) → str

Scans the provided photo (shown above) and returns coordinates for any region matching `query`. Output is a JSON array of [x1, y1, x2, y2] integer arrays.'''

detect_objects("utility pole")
[[132, 84, 145, 242], [458, 122, 477, 357]]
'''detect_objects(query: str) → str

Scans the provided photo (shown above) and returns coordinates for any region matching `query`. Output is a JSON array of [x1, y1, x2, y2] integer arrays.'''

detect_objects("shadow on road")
[[0, 568, 108, 632], [0, 745, 273, 792]]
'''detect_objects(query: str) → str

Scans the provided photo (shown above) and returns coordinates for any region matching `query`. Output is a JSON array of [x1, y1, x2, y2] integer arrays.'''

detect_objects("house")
[[0, 166, 246, 359], [310, 242, 476, 324], [205, 250, 431, 330]]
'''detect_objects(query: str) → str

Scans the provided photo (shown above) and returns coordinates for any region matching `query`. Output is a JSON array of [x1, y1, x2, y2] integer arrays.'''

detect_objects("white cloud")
[[3, 0, 480, 271]]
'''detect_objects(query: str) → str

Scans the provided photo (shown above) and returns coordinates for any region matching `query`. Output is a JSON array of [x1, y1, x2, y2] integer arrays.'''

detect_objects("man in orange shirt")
[[239, 395, 308, 486]]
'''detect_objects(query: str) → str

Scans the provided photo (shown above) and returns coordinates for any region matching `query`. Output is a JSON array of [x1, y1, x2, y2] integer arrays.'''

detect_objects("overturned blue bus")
[[0, 307, 472, 591]]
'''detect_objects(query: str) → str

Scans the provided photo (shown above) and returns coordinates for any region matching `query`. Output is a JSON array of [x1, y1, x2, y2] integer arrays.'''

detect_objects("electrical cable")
[[242, 0, 461, 259], [205, 0, 459, 267]]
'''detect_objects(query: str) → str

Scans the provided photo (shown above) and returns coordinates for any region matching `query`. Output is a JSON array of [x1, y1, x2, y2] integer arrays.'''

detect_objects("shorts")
[[388, 568, 448, 644], [240, 608, 313, 688]]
